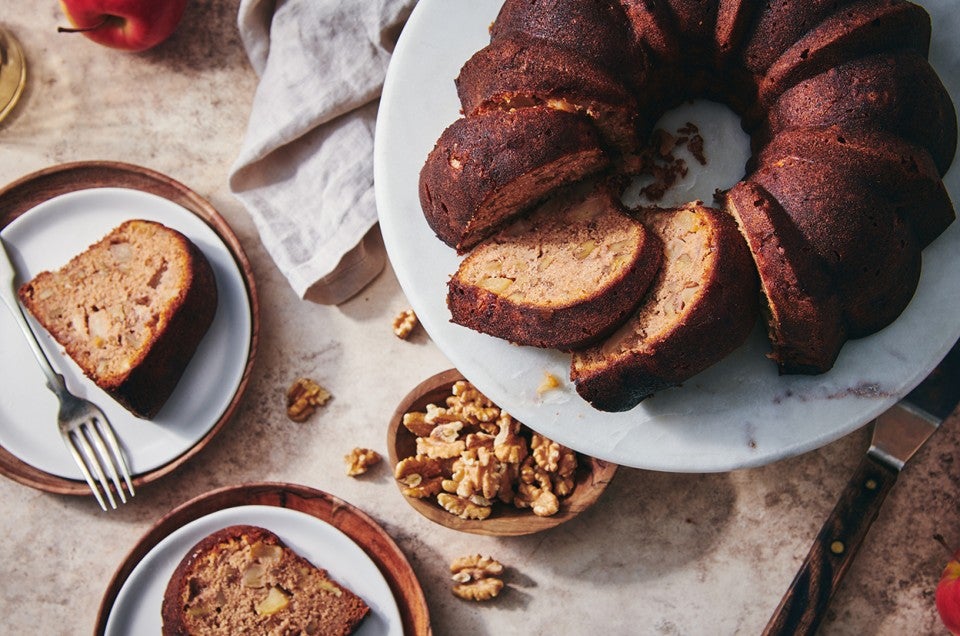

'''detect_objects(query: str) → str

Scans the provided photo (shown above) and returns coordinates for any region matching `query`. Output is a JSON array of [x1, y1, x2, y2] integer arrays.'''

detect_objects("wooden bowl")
[[387, 369, 618, 536]]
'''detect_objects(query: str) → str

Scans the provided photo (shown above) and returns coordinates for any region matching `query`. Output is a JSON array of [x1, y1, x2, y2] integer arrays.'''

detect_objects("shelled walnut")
[[450, 554, 505, 601], [392, 308, 418, 339], [285, 377, 331, 422], [394, 380, 578, 519], [344, 447, 381, 476]]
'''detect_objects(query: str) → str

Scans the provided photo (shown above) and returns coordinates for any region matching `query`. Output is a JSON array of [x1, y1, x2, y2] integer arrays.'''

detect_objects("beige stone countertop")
[[1, 2, 957, 634]]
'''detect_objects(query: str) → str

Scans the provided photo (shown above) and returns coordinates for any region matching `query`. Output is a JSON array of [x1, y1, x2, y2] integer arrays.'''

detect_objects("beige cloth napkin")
[[229, 0, 416, 304]]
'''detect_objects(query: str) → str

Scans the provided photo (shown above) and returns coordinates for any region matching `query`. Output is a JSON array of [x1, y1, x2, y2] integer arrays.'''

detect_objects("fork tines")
[[65, 417, 135, 511]]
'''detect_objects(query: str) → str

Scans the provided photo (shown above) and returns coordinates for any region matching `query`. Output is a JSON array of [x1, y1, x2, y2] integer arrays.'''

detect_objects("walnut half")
[[450, 554, 505, 601]]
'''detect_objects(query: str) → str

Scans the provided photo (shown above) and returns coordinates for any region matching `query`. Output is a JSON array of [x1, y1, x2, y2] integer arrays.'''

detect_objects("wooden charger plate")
[[0, 161, 260, 495], [94, 482, 431, 636], [388, 369, 619, 536]]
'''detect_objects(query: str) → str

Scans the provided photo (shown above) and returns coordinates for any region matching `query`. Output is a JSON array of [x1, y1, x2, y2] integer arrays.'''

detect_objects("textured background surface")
[[0, 1, 957, 634]]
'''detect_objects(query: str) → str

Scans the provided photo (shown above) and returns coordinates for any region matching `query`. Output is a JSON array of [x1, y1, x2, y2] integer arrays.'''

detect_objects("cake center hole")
[[622, 100, 751, 209]]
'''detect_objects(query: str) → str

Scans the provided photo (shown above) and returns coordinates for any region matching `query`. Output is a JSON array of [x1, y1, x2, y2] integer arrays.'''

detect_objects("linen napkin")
[[229, 0, 417, 304]]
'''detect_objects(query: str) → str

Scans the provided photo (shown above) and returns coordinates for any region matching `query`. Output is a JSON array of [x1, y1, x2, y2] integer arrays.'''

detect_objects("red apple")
[[58, 0, 188, 52], [936, 535, 960, 635]]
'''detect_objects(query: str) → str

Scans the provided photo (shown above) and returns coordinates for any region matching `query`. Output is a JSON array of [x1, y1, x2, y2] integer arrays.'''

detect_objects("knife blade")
[[763, 341, 960, 636]]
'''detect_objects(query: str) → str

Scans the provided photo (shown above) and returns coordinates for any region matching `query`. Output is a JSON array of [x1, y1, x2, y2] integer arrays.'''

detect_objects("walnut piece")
[[450, 555, 505, 601], [531, 432, 561, 472], [286, 377, 331, 422], [392, 308, 418, 339], [493, 413, 528, 465], [344, 447, 381, 476]]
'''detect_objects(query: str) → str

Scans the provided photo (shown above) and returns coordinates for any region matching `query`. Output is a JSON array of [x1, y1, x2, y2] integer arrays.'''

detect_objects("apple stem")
[[935, 533, 955, 556], [57, 18, 111, 34]]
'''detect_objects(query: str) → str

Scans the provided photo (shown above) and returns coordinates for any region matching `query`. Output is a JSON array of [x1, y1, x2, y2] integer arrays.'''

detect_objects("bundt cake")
[[448, 184, 662, 350], [418, 0, 957, 409], [17, 219, 217, 419], [161, 525, 370, 636], [571, 203, 759, 411]]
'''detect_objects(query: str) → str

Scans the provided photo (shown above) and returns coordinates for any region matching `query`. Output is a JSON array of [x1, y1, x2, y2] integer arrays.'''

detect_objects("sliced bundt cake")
[[448, 184, 662, 350], [571, 203, 758, 411], [419, 106, 610, 253], [417, 0, 957, 409]]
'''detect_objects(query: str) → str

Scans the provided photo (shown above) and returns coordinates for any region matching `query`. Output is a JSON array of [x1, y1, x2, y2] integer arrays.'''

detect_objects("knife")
[[763, 340, 960, 636]]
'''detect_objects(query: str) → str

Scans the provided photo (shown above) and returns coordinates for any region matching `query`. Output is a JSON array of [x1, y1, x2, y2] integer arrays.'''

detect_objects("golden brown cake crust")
[[161, 524, 369, 636], [752, 128, 955, 249], [758, 50, 957, 176], [17, 220, 217, 419]]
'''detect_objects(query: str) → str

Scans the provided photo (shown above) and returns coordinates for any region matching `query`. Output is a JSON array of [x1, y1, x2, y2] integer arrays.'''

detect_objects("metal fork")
[[0, 239, 134, 510]]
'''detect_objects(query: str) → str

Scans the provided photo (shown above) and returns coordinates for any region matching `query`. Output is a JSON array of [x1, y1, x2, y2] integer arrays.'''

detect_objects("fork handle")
[[0, 240, 69, 397]]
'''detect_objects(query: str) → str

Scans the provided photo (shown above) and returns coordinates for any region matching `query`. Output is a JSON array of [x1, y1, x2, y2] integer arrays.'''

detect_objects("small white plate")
[[0, 187, 253, 480], [104, 505, 402, 635], [374, 0, 960, 471]]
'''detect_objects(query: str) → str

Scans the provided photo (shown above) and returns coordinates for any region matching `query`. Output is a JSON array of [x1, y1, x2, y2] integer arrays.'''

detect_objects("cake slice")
[[17, 219, 217, 419], [456, 32, 642, 157], [161, 525, 369, 636], [448, 185, 662, 350], [723, 181, 845, 374], [491, 0, 642, 84], [419, 106, 609, 253], [571, 203, 758, 411]]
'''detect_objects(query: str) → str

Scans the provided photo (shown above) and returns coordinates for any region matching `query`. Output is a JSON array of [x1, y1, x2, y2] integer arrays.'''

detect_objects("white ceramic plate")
[[104, 505, 402, 635], [0, 187, 253, 479], [374, 0, 960, 472]]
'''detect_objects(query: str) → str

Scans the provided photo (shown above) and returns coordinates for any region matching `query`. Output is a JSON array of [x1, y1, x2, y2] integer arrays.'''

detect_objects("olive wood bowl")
[[387, 369, 618, 536]]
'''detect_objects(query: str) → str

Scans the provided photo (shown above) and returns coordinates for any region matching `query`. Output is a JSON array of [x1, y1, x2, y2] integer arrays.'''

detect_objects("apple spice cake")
[[417, 0, 956, 411], [161, 524, 370, 636], [17, 219, 217, 418]]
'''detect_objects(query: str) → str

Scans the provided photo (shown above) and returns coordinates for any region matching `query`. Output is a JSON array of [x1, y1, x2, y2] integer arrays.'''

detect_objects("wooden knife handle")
[[762, 453, 898, 635]]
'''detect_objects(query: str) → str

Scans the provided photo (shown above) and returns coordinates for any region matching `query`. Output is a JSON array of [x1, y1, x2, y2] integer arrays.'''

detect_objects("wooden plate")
[[94, 482, 431, 636], [0, 160, 260, 495], [388, 369, 618, 536]]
